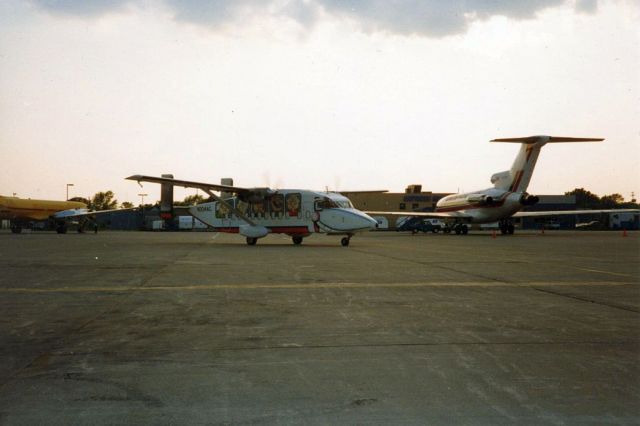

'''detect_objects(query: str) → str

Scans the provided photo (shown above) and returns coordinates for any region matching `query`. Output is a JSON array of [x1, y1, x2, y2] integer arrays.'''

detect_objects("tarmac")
[[0, 229, 638, 425]]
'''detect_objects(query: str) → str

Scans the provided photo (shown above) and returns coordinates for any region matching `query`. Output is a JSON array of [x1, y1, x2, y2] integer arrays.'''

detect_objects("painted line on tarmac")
[[568, 267, 633, 278], [0, 281, 632, 293]]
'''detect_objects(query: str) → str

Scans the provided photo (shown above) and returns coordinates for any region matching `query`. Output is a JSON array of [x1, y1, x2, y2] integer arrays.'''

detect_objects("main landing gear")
[[499, 220, 515, 235], [443, 224, 469, 235], [341, 236, 351, 247], [246, 237, 257, 246], [292, 236, 303, 245]]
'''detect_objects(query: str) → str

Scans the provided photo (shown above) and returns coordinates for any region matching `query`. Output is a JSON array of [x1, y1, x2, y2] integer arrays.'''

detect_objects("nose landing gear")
[[246, 237, 258, 245], [341, 236, 351, 247]]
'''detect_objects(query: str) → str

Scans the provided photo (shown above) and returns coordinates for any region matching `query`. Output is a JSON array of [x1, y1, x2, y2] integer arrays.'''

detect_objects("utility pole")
[[66, 183, 74, 200]]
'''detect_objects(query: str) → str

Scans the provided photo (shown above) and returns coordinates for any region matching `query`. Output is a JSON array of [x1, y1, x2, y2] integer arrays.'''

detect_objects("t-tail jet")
[[366, 135, 638, 234], [126, 175, 378, 246]]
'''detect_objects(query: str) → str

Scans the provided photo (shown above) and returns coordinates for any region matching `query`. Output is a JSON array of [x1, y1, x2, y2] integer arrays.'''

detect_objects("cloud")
[[29, 0, 131, 17], [27, 0, 602, 37]]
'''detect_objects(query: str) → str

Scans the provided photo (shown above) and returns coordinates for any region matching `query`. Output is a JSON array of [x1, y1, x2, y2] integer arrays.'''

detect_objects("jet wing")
[[365, 211, 472, 219], [126, 175, 250, 195], [53, 207, 138, 219], [513, 209, 639, 218]]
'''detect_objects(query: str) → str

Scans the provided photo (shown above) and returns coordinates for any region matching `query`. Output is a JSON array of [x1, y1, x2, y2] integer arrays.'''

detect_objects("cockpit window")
[[315, 197, 338, 210], [335, 200, 353, 209], [315, 197, 352, 210]]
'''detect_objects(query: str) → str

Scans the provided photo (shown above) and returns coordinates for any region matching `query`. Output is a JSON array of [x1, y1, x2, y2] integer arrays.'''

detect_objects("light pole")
[[66, 183, 74, 201], [138, 193, 148, 230]]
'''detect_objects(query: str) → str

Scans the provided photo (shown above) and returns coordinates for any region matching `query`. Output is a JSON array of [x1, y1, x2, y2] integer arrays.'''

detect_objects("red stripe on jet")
[[436, 199, 507, 213]]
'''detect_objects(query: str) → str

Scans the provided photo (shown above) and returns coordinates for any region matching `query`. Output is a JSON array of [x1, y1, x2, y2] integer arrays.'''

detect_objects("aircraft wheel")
[[246, 237, 257, 246], [432, 228, 439, 233], [454, 227, 461, 235], [412, 229, 418, 235], [292, 236, 303, 245], [507, 224, 515, 235], [461, 225, 469, 235], [443, 227, 451, 234], [341, 237, 350, 247]]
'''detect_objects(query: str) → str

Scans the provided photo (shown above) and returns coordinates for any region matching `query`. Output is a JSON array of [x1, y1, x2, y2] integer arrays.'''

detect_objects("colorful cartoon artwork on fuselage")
[[286, 193, 301, 217], [270, 194, 284, 218]]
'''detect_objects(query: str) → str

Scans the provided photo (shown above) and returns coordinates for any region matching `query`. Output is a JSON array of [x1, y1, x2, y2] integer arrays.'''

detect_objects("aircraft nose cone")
[[365, 214, 378, 230]]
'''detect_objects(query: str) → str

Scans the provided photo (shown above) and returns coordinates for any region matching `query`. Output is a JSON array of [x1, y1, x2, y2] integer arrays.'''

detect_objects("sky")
[[0, 0, 638, 204]]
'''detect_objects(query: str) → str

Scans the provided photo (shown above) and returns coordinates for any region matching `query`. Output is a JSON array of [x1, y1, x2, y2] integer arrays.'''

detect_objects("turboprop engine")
[[239, 224, 269, 238], [238, 188, 276, 203], [520, 194, 540, 206], [466, 194, 495, 205]]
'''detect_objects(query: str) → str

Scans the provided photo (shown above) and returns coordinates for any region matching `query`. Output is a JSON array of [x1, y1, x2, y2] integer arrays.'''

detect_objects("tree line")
[[565, 188, 638, 209], [73, 188, 638, 211]]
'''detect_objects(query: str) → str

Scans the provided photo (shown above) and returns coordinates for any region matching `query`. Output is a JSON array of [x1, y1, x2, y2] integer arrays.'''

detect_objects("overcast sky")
[[1, 0, 638, 204]]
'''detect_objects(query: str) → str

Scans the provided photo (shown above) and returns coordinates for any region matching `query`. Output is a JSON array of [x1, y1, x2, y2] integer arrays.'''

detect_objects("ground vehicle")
[[396, 217, 443, 233]]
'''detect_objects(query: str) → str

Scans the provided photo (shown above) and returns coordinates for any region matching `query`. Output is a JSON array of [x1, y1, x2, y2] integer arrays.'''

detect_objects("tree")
[[91, 191, 118, 211], [68, 196, 90, 206], [121, 201, 134, 209], [565, 188, 600, 209], [175, 194, 206, 206], [600, 193, 625, 208]]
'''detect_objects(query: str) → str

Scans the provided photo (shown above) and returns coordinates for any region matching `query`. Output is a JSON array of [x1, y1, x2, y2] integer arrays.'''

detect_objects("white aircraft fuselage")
[[435, 188, 524, 223], [189, 190, 377, 238]]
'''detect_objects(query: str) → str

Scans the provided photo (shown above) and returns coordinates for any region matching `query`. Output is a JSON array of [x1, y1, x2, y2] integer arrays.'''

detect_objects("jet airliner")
[[366, 135, 638, 234]]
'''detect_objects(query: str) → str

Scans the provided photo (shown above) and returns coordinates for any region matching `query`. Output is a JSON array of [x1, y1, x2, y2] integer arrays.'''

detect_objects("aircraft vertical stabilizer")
[[489, 136, 603, 193]]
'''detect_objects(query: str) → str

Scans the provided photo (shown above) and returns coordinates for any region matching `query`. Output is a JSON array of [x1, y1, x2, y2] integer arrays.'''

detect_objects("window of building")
[[399, 203, 406, 210], [412, 203, 419, 210]]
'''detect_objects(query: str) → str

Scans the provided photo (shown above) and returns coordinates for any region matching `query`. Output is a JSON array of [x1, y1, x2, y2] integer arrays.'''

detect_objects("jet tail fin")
[[489, 135, 604, 193]]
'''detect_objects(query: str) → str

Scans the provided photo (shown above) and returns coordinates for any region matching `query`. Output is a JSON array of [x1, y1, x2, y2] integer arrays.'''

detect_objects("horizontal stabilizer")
[[491, 135, 604, 143]]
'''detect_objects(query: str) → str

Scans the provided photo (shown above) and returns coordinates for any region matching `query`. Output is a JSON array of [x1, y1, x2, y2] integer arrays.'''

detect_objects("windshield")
[[335, 200, 353, 209], [316, 197, 354, 210]]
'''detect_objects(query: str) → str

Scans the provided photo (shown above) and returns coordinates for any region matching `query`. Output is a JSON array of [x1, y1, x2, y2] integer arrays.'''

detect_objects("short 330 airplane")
[[0, 195, 129, 234], [366, 135, 638, 234], [127, 175, 378, 246]]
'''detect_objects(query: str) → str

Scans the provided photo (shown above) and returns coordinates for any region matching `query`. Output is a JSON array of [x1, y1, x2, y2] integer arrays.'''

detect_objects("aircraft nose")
[[364, 214, 378, 230]]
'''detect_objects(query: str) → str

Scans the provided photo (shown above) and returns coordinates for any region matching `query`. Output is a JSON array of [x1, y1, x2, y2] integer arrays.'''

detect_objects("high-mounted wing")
[[126, 175, 275, 203], [126, 174, 276, 227], [126, 174, 250, 195], [513, 209, 639, 218]]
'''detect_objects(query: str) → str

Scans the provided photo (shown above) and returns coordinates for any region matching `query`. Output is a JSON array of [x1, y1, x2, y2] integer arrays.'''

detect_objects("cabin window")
[[286, 193, 301, 217], [215, 202, 231, 219], [270, 194, 284, 218], [251, 200, 267, 219]]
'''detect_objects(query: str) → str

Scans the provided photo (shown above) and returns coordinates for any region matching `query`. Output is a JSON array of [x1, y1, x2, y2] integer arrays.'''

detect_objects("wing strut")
[[198, 188, 257, 227]]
